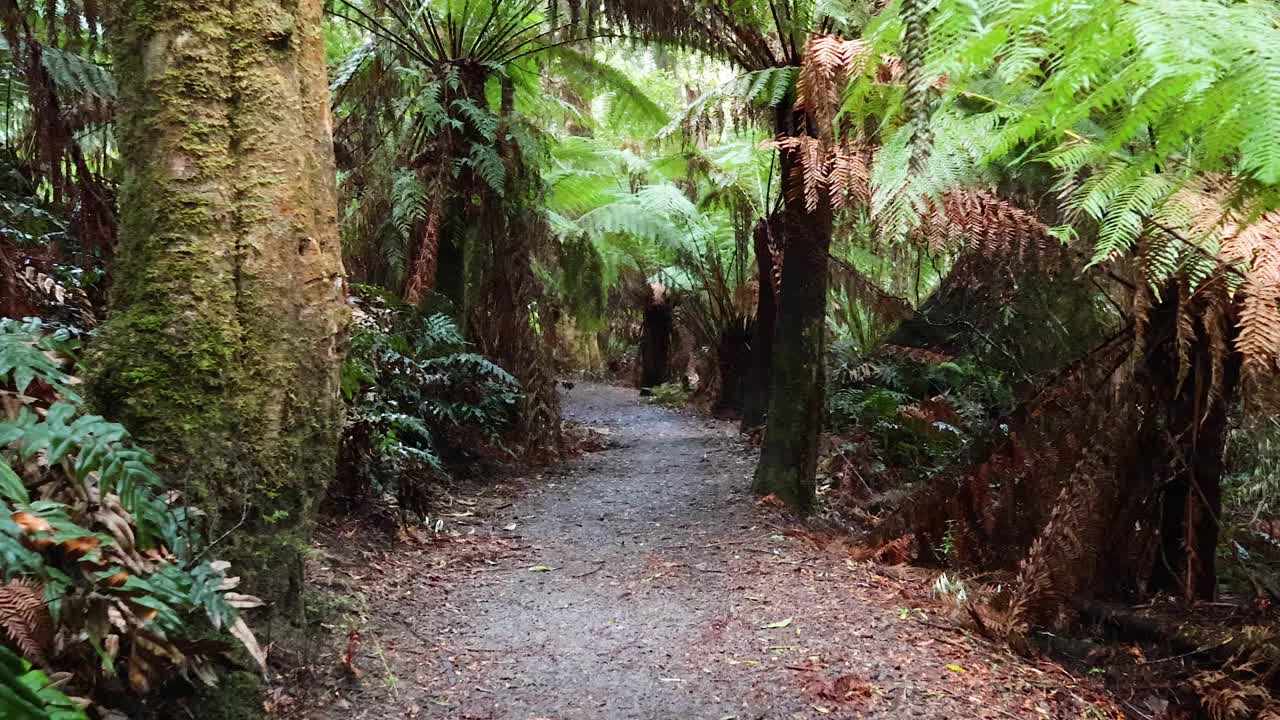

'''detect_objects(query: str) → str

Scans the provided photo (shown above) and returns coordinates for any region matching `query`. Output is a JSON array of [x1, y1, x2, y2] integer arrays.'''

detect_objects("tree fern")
[[905, 0, 1280, 371], [466, 142, 507, 196], [542, 45, 671, 134], [659, 66, 798, 139], [391, 169, 431, 240]]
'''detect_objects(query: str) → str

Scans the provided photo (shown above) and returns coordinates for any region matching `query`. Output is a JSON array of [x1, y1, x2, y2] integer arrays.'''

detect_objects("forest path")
[[299, 382, 1114, 720]]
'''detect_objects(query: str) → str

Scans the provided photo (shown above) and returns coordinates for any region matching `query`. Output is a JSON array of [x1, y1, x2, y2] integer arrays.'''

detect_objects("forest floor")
[[278, 382, 1126, 720]]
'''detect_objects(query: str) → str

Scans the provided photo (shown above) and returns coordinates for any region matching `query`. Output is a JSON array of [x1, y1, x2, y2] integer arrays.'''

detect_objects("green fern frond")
[[465, 142, 506, 196]]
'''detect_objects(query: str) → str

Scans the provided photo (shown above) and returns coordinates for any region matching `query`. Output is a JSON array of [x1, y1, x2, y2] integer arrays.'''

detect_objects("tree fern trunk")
[[639, 291, 674, 390], [741, 215, 781, 430], [94, 0, 348, 623], [1144, 288, 1239, 602], [1005, 285, 1239, 630], [715, 321, 753, 414], [752, 156, 833, 512]]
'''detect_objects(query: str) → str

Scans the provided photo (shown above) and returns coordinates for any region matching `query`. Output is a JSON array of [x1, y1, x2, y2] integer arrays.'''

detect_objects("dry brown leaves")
[[0, 577, 53, 663]]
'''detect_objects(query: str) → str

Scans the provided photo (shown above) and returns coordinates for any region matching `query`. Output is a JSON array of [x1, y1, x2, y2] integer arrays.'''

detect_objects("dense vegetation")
[[0, 0, 1278, 717]]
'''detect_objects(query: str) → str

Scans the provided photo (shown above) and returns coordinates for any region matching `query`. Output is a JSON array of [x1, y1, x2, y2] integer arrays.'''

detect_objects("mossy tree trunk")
[[94, 0, 348, 615], [751, 150, 833, 512]]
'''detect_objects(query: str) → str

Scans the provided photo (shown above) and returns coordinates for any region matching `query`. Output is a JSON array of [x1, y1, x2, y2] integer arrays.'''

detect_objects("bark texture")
[[752, 155, 833, 512], [93, 0, 348, 616]]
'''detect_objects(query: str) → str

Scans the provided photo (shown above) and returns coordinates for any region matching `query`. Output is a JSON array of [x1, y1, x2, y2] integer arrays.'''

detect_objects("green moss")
[[96, 0, 350, 633]]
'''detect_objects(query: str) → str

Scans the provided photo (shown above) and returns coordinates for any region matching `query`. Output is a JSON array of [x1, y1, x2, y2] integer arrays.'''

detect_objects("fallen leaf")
[[762, 617, 794, 629], [529, 565, 555, 572], [230, 617, 268, 673], [946, 664, 967, 673]]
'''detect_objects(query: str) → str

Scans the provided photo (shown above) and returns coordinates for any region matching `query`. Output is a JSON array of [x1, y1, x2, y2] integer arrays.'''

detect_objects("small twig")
[[570, 563, 605, 579], [701, 532, 778, 548]]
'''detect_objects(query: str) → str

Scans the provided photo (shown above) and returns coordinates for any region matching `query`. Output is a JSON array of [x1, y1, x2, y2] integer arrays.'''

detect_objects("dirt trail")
[[297, 383, 1116, 720]]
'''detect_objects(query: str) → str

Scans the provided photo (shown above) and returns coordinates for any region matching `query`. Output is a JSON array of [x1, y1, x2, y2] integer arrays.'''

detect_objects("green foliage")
[[1226, 406, 1280, 518], [862, 0, 1280, 284], [555, 234, 608, 331], [649, 382, 690, 408], [338, 290, 522, 513], [541, 45, 671, 135], [0, 320, 262, 711], [0, 646, 86, 720], [826, 347, 1015, 482], [660, 66, 797, 139]]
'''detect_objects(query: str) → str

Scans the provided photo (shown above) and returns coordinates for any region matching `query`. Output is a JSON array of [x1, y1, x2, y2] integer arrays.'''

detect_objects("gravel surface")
[[293, 382, 1119, 720]]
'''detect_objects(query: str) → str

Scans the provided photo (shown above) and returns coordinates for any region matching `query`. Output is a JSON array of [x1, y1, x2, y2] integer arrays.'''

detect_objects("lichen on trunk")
[[92, 0, 349, 618]]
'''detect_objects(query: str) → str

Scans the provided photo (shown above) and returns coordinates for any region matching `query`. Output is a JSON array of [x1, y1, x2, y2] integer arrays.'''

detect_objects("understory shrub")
[[0, 318, 263, 718], [649, 382, 690, 408], [824, 346, 1016, 491], [335, 288, 522, 515]]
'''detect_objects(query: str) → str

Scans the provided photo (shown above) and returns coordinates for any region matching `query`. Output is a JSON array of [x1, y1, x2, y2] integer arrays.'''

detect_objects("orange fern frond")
[[402, 191, 445, 306], [1221, 212, 1280, 376], [764, 135, 872, 214], [0, 578, 53, 663], [914, 190, 1058, 260], [795, 34, 870, 141]]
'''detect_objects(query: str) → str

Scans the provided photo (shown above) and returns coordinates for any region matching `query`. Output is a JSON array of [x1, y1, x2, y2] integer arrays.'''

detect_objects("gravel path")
[[296, 382, 1117, 720]]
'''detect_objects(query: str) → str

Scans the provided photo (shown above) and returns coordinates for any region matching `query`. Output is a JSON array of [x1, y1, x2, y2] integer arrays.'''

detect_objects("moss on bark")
[[93, 0, 349, 629]]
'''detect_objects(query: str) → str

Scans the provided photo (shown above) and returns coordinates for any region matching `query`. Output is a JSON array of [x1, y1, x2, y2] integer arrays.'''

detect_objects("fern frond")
[[0, 578, 52, 663]]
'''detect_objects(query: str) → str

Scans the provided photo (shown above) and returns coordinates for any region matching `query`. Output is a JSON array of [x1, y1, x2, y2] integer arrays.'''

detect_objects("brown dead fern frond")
[[1156, 182, 1280, 377], [1221, 211, 1280, 377], [829, 257, 914, 324], [917, 190, 1058, 261], [1005, 417, 1133, 631], [402, 190, 445, 306], [795, 34, 870, 141], [0, 577, 53, 663], [1190, 671, 1275, 720], [765, 136, 872, 214]]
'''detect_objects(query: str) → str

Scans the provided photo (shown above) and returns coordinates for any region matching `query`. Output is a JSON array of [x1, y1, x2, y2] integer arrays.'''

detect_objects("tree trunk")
[[1144, 287, 1240, 602], [741, 215, 781, 430], [94, 0, 348, 617], [465, 76, 562, 451], [639, 291, 674, 390], [752, 154, 833, 511], [715, 321, 753, 414], [1002, 284, 1240, 630]]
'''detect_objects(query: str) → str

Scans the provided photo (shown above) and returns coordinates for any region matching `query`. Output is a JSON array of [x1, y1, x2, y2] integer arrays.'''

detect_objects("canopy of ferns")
[[848, 0, 1280, 376]]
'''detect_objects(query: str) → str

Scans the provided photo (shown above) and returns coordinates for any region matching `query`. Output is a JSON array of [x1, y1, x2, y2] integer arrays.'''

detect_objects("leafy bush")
[[0, 318, 263, 717], [336, 289, 522, 515], [0, 645, 86, 720], [649, 382, 689, 408], [825, 352, 1016, 489]]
